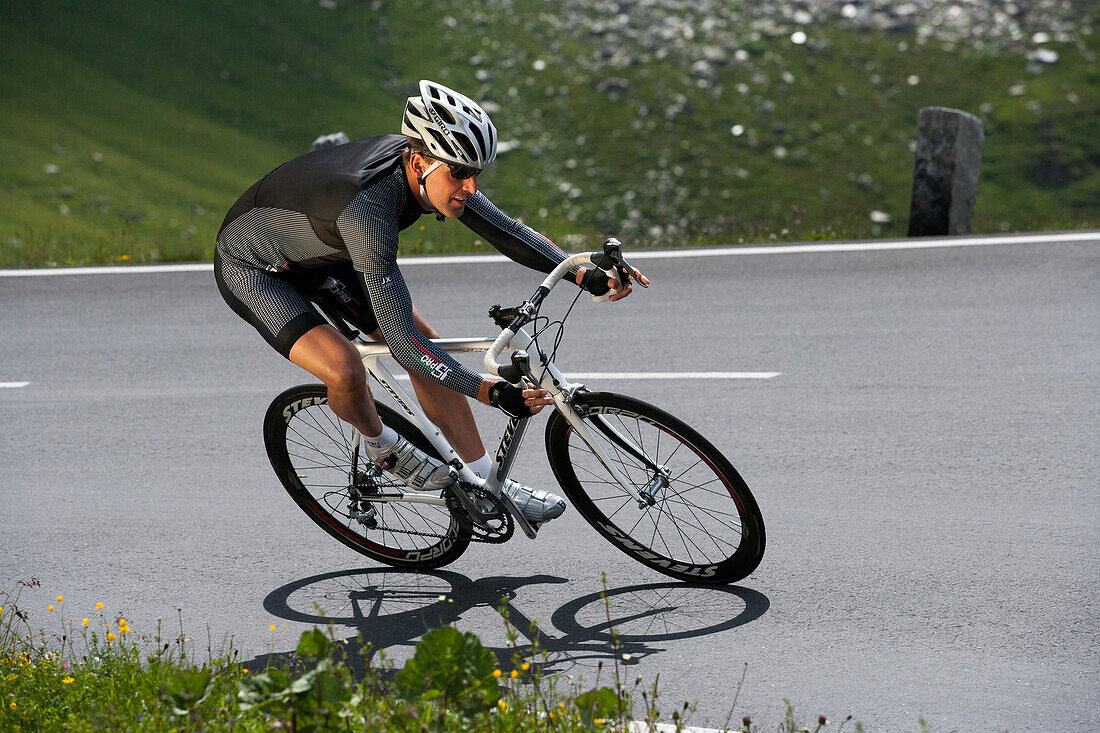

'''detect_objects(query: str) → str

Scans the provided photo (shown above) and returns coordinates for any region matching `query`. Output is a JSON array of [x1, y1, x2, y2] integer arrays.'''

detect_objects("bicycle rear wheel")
[[264, 384, 471, 569], [545, 392, 765, 584]]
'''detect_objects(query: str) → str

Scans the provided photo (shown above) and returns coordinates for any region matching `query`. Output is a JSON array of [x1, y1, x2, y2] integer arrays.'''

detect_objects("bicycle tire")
[[545, 392, 765, 584], [264, 384, 471, 570]]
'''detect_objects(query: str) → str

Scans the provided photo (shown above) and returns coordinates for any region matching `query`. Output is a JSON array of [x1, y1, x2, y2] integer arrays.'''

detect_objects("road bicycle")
[[263, 240, 765, 584]]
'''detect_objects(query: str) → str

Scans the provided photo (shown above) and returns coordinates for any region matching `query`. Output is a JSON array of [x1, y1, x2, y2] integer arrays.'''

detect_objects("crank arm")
[[497, 491, 538, 540], [448, 484, 504, 531]]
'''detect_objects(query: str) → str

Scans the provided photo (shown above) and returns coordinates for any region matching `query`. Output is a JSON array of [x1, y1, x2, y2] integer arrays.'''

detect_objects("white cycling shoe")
[[502, 479, 567, 524], [369, 437, 454, 491]]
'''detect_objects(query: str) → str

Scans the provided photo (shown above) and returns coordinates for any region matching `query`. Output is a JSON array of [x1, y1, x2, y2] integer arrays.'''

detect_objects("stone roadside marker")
[[908, 107, 985, 236]]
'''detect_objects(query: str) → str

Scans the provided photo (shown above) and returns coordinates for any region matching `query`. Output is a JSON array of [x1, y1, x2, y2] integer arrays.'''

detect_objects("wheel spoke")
[[269, 393, 467, 565], [559, 400, 760, 580]]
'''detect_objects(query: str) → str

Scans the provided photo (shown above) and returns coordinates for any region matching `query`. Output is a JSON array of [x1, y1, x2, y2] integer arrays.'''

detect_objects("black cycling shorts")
[[214, 248, 378, 358]]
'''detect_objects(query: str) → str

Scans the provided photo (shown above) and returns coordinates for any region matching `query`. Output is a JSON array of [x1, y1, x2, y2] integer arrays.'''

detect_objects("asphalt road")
[[1, 234, 1097, 731]]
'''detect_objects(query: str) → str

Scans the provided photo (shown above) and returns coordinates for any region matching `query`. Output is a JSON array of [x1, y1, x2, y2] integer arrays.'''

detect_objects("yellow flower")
[[118, 618, 127, 627], [497, 700, 507, 711], [521, 662, 530, 671], [48, 605, 55, 612], [56, 595, 63, 602], [120, 255, 131, 261], [242, 668, 249, 674], [9, 702, 15, 710], [269, 625, 276, 631], [492, 669, 502, 678], [119, 626, 129, 635], [62, 676, 74, 684], [82, 619, 89, 626], [107, 632, 116, 641], [510, 670, 519, 679], [95, 602, 103, 609]]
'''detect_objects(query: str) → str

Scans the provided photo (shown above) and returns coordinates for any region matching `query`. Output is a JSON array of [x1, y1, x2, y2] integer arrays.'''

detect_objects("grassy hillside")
[[1, 0, 1096, 267]]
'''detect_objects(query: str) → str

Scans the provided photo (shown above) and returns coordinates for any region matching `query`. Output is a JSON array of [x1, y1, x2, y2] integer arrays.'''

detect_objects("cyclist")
[[215, 79, 645, 526]]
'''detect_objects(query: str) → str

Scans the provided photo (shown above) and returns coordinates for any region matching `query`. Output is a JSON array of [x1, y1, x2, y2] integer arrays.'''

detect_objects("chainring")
[[446, 483, 514, 544]]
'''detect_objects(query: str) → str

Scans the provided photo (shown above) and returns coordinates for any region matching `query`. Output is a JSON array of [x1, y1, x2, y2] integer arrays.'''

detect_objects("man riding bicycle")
[[215, 79, 645, 526]]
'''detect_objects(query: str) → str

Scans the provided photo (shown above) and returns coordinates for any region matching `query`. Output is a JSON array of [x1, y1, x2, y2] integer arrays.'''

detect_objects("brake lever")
[[605, 240, 648, 289], [592, 237, 648, 297]]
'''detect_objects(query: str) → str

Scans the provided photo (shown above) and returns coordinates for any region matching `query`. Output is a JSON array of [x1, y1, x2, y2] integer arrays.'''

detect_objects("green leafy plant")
[[236, 628, 352, 732], [393, 625, 500, 717], [574, 686, 619, 728], [159, 667, 214, 717]]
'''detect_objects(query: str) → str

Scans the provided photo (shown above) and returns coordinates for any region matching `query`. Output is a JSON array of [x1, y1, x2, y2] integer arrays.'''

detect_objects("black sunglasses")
[[445, 162, 482, 180]]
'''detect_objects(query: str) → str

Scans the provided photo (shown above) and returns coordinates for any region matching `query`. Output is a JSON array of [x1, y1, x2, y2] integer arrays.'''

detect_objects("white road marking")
[[0, 231, 1093, 277], [392, 372, 779, 381], [627, 722, 727, 733], [0, 382, 30, 388], [564, 371, 779, 379]]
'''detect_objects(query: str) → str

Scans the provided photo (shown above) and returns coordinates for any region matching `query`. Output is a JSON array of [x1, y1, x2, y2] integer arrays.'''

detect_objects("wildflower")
[[497, 700, 507, 711], [118, 618, 126, 626], [819, 715, 828, 725], [56, 595, 63, 602], [48, 605, 55, 612], [82, 619, 89, 626], [9, 702, 15, 710], [107, 632, 116, 641], [269, 625, 276, 631], [521, 662, 530, 671], [120, 255, 131, 261], [96, 602, 103, 609], [62, 676, 74, 684], [510, 670, 518, 679], [492, 669, 502, 678], [622, 654, 632, 661], [242, 668, 249, 674]]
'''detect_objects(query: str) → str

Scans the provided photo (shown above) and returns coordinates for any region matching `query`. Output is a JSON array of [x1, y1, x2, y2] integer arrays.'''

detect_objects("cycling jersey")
[[215, 135, 571, 398]]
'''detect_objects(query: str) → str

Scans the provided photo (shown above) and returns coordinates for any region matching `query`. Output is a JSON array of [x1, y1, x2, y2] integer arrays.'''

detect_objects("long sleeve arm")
[[459, 192, 578, 277], [339, 189, 485, 399]]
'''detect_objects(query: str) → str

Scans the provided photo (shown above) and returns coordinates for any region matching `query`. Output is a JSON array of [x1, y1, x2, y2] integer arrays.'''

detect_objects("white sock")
[[363, 424, 399, 457], [467, 453, 493, 480]]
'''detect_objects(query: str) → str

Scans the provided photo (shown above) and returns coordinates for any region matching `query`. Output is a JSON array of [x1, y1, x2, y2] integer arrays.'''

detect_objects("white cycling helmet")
[[401, 79, 497, 170]]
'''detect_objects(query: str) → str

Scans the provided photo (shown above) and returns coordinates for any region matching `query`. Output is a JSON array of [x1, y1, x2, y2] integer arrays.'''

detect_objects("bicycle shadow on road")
[[247, 567, 769, 678]]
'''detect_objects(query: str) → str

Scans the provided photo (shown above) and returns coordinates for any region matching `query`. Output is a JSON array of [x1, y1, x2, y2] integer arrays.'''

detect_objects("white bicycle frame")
[[344, 250, 649, 540]]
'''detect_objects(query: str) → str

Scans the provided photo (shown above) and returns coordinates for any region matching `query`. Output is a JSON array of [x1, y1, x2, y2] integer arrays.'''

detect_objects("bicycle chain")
[[350, 478, 512, 544]]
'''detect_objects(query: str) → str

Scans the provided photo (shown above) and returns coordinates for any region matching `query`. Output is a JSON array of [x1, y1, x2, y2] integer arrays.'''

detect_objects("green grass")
[[1, 580, 891, 733], [0, 1, 1096, 267]]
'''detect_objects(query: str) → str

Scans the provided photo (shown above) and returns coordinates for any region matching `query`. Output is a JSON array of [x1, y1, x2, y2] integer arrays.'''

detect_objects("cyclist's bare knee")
[[289, 324, 367, 393]]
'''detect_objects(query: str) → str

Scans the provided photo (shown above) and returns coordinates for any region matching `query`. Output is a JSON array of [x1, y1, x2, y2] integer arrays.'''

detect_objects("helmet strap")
[[417, 160, 446, 218]]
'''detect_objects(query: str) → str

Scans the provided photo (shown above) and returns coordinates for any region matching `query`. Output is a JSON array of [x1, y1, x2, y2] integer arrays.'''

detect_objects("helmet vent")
[[469, 124, 487, 159], [431, 101, 456, 125], [454, 133, 479, 164], [424, 128, 455, 157]]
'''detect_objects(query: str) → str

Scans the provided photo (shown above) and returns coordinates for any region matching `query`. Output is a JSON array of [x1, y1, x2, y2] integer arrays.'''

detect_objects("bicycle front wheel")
[[264, 384, 471, 570], [545, 392, 765, 584]]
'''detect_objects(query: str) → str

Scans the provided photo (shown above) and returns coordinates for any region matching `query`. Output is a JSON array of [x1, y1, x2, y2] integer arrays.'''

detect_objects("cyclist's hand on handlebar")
[[576, 265, 649, 302], [484, 380, 554, 418]]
